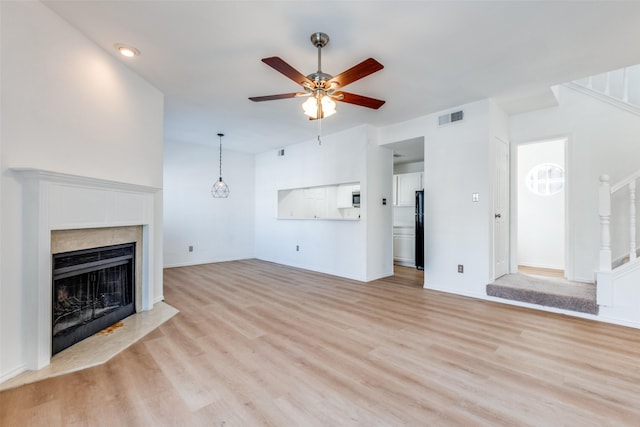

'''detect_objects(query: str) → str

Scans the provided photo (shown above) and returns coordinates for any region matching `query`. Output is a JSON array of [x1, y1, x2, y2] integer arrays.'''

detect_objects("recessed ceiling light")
[[114, 43, 140, 58]]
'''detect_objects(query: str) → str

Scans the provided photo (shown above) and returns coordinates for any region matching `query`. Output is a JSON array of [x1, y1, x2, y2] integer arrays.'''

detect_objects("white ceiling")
[[42, 1, 640, 154]]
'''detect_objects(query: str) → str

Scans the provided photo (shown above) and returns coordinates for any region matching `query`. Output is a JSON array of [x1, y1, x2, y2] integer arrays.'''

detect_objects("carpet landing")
[[487, 273, 598, 315]]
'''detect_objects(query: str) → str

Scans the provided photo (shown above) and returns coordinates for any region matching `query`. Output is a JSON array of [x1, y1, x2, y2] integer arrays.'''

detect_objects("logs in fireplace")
[[52, 243, 135, 355]]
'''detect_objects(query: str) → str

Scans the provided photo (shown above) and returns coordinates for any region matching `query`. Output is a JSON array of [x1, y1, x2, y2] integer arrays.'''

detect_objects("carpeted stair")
[[487, 273, 598, 315]]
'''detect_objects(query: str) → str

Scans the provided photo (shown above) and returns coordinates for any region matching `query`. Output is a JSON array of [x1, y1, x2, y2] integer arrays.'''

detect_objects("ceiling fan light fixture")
[[302, 95, 336, 119], [321, 96, 336, 117], [302, 96, 318, 117], [249, 32, 384, 121]]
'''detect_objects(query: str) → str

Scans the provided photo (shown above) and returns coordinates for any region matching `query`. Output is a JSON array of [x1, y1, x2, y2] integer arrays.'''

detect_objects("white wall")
[[163, 140, 255, 267], [517, 140, 565, 270], [254, 125, 392, 281], [394, 161, 424, 175], [427, 101, 493, 293], [510, 85, 640, 282], [366, 128, 394, 280], [0, 1, 164, 381], [380, 100, 502, 297]]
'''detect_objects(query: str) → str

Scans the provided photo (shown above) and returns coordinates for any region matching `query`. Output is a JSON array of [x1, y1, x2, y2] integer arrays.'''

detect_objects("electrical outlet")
[[188, 245, 193, 252], [296, 245, 299, 252], [457, 264, 463, 273]]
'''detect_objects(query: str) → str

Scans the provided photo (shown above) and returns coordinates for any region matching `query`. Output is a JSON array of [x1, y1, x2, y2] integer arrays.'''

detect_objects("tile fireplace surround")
[[10, 168, 165, 376]]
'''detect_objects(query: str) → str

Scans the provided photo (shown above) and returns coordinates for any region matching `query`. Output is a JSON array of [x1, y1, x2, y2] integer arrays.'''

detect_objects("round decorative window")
[[526, 163, 564, 196]]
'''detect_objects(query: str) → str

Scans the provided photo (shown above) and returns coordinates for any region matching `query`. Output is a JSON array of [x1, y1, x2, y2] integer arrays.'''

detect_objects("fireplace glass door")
[[52, 243, 135, 355]]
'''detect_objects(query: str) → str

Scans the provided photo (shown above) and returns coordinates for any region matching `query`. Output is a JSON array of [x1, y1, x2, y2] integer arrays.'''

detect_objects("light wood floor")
[[2, 260, 639, 426], [518, 265, 565, 278]]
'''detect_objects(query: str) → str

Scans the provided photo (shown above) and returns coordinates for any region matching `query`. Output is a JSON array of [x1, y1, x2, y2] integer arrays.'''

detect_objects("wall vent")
[[277, 148, 285, 156], [438, 110, 464, 126]]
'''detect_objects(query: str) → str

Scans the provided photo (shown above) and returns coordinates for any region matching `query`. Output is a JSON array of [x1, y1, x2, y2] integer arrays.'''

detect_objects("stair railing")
[[584, 66, 635, 105], [599, 171, 639, 271]]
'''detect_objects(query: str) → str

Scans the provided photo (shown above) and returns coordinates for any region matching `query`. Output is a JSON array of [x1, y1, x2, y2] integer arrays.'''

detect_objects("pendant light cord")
[[218, 133, 224, 179]]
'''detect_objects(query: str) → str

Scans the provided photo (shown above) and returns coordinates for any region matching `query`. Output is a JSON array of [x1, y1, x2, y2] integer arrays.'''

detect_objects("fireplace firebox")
[[52, 243, 135, 355]]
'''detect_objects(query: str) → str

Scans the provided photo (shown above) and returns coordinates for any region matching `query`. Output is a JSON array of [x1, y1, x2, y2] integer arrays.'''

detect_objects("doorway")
[[516, 138, 567, 276], [386, 137, 425, 271]]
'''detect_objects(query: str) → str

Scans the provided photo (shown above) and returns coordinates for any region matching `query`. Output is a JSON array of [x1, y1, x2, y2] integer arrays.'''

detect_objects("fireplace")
[[13, 168, 160, 371], [52, 243, 136, 355]]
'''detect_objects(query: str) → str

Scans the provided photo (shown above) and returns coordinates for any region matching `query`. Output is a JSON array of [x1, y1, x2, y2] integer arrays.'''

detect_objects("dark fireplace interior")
[[52, 242, 135, 355]]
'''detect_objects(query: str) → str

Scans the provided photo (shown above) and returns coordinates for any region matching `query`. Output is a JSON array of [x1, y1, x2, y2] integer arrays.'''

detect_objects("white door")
[[494, 137, 509, 279]]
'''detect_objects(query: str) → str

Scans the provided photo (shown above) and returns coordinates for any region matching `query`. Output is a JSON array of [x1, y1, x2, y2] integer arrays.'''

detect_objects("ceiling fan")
[[249, 32, 385, 120]]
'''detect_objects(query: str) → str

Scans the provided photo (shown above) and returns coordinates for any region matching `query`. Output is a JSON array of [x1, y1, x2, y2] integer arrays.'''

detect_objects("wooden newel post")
[[599, 174, 612, 271]]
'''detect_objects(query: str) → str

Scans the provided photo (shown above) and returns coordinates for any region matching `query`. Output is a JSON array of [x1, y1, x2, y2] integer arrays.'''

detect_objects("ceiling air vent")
[[438, 110, 464, 126]]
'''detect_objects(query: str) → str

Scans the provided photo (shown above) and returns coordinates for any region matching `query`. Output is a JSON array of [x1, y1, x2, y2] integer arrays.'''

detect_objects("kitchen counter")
[[278, 217, 360, 221]]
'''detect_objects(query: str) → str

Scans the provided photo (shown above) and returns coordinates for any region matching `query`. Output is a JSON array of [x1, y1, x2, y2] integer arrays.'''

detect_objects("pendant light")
[[211, 133, 230, 198]]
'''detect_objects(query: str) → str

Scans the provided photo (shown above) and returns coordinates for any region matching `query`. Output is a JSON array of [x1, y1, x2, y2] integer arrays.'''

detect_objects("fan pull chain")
[[317, 116, 322, 145]]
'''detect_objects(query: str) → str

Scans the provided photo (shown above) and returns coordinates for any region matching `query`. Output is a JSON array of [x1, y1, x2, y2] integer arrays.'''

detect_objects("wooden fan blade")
[[262, 57, 314, 87], [335, 92, 385, 109], [328, 58, 383, 88], [249, 92, 306, 102]]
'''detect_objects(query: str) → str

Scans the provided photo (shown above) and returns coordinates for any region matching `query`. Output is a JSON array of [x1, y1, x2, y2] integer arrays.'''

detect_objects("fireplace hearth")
[[52, 243, 135, 355]]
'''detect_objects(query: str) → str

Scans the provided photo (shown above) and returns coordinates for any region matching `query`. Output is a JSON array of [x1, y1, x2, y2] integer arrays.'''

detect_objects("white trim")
[[163, 257, 254, 269], [610, 169, 640, 193], [11, 168, 160, 193], [0, 364, 27, 385], [564, 134, 575, 281], [517, 262, 566, 271], [564, 82, 640, 116], [423, 281, 639, 330], [11, 168, 160, 371], [511, 137, 571, 279]]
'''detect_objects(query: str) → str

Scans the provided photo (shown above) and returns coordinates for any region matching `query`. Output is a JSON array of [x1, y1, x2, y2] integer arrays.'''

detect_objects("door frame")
[[492, 137, 510, 280], [509, 134, 573, 279]]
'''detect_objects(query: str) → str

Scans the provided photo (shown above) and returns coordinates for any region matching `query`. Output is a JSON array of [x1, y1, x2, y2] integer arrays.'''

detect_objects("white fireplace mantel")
[[12, 168, 161, 370]]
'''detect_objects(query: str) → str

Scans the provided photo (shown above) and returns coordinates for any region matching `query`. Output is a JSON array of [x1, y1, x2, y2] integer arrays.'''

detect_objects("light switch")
[[472, 193, 479, 202]]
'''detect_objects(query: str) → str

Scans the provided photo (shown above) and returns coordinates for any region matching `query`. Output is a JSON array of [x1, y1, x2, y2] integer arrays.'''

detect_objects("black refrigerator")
[[415, 190, 424, 270]]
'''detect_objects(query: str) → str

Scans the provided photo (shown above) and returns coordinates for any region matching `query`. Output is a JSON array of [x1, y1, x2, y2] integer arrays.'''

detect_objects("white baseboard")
[[255, 256, 368, 282], [0, 364, 27, 385], [423, 281, 639, 330], [164, 256, 253, 269], [394, 260, 415, 268], [518, 263, 564, 271]]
